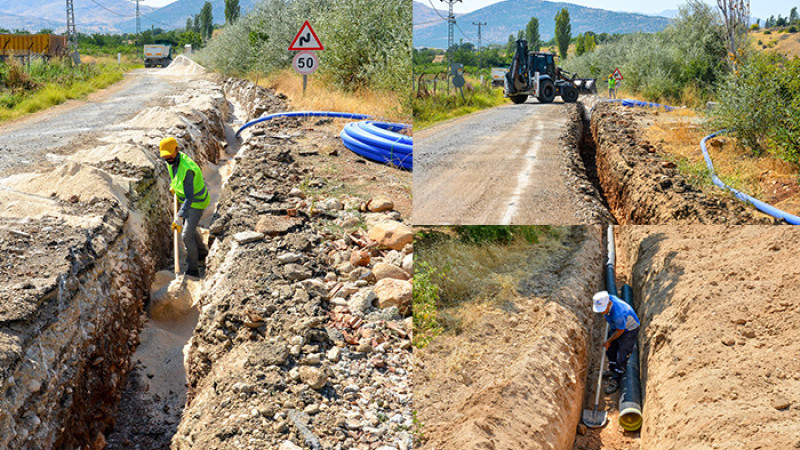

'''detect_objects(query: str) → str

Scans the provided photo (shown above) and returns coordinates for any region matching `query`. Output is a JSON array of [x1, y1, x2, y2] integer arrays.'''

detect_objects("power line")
[[426, 0, 448, 21], [86, 0, 131, 18]]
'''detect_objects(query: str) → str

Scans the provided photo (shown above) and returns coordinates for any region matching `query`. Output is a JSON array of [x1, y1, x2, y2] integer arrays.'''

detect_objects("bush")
[[562, 0, 726, 105], [790, 26, 798, 33], [198, 0, 409, 93], [712, 51, 800, 163], [412, 261, 446, 348]]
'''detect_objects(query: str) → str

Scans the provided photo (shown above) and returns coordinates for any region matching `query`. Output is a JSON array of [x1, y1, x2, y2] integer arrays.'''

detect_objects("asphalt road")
[[413, 100, 581, 225], [0, 69, 176, 175]]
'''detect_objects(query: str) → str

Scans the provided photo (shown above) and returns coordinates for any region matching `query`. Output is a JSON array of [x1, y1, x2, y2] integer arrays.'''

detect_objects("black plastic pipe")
[[619, 284, 643, 431]]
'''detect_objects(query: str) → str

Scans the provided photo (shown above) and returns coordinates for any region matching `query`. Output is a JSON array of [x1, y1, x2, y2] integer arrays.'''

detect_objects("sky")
[[440, 0, 798, 22], [137, 0, 177, 8]]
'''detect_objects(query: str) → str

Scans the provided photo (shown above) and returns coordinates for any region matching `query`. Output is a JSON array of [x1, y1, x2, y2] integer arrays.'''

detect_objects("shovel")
[[582, 322, 609, 428]]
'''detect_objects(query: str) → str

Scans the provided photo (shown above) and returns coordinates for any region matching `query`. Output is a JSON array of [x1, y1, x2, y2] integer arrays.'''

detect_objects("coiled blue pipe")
[[341, 121, 412, 171], [620, 98, 674, 111], [235, 111, 412, 171], [701, 130, 800, 225]]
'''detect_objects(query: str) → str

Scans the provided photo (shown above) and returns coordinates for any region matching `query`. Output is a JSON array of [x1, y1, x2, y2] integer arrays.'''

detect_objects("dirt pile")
[[619, 226, 800, 449], [0, 76, 227, 448], [171, 79, 414, 449], [587, 103, 775, 224], [162, 55, 207, 75], [414, 227, 602, 450]]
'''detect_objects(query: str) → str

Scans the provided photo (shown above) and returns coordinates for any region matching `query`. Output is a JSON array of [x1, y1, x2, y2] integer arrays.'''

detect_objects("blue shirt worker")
[[593, 290, 640, 394], [160, 137, 209, 277]]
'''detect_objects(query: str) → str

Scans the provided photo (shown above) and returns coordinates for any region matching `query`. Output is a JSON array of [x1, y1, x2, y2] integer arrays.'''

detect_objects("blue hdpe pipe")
[[235, 111, 412, 171], [619, 284, 643, 431], [701, 130, 800, 224]]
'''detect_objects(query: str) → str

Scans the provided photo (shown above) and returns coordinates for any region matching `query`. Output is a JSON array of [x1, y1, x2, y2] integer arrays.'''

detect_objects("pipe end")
[[618, 407, 642, 431]]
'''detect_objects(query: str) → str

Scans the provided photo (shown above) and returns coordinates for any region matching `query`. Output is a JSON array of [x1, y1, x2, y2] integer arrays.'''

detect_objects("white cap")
[[592, 291, 610, 313]]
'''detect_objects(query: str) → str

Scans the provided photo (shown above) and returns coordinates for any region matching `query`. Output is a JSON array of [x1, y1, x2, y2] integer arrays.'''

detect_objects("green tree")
[[186, 17, 193, 31], [37, 28, 54, 34], [584, 33, 596, 53], [505, 33, 516, 55], [526, 17, 540, 51], [199, 2, 213, 40], [791, 7, 798, 24], [225, 0, 240, 24], [575, 33, 585, 56], [555, 8, 571, 60]]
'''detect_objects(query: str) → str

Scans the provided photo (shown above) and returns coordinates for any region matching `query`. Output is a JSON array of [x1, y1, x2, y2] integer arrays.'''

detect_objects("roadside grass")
[[259, 67, 408, 123], [413, 226, 566, 348], [645, 108, 799, 207], [0, 58, 138, 122], [412, 77, 506, 130]]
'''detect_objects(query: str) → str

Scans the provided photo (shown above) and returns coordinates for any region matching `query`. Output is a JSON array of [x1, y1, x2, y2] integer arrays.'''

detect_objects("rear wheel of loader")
[[538, 79, 556, 103], [561, 84, 579, 103], [510, 95, 528, 104]]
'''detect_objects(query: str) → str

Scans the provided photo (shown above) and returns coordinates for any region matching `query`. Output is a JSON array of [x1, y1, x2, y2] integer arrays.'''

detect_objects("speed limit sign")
[[293, 51, 318, 75]]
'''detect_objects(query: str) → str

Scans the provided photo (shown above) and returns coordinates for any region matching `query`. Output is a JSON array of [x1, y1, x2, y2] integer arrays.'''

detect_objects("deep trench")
[[104, 92, 245, 448], [577, 108, 616, 223]]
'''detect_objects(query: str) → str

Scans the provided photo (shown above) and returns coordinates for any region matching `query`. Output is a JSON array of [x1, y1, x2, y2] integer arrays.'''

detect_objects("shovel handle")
[[593, 322, 609, 409], [173, 194, 180, 275]]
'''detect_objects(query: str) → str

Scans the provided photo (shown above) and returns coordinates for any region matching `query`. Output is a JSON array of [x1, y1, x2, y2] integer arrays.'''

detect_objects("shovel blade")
[[582, 408, 608, 428]]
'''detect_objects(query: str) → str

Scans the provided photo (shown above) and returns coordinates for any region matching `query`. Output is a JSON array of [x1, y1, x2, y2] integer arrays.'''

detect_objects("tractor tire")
[[510, 95, 528, 104], [561, 84, 579, 103], [538, 79, 556, 103]]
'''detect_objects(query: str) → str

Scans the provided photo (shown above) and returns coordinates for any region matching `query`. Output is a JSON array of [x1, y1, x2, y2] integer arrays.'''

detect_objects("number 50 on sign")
[[293, 51, 318, 75]]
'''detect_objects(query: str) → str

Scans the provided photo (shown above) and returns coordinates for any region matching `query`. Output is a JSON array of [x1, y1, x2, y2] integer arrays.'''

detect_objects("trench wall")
[[0, 79, 228, 448], [618, 226, 800, 450], [588, 103, 774, 225]]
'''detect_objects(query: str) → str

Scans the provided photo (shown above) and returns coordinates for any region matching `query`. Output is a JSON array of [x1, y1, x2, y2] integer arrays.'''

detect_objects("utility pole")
[[65, 0, 79, 64], [473, 21, 486, 76], [136, 0, 142, 38], [440, 0, 462, 64]]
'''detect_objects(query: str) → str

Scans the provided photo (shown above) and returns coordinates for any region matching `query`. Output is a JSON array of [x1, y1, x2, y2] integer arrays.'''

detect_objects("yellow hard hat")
[[159, 137, 178, 158]]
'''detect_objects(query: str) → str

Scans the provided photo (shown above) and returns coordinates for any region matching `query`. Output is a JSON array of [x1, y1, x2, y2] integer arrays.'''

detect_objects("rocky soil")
[[586, 103, 776, 224], [170, 78, 414, 450], [414, 227, 602, 450]]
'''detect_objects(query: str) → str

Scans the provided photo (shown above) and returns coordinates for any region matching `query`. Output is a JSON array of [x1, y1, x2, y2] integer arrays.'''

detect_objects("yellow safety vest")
[[167, 153, 209, 209]]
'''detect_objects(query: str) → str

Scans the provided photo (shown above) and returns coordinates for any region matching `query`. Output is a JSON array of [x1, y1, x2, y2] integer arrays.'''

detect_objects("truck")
[[144, 44, 172, 68], [491, 67, 508, 87], [504, 39, 596, 104]]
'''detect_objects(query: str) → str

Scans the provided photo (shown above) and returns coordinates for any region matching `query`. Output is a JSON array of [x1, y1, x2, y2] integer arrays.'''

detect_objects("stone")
[[721, 338, 735, 346], [372, 263, 410, 281], [326, 346, 341, 362], [373, 279, 412, 315], [255, 215, 301, 236], [284, 264, 312, 281], [772, 399, 791, 410], [321, 197, 344, 210], [348, 290, 378, 315], [368, 222, 413, 251], [299, 366, 328, 389], [367, 196, 394, 212], [350, 249, 371, 267], [401, 253, 413, 273], [249, 343, 289, 366], [233, 231, 264, 244], [277, 252, 302, 264], [280, 440, 303, 450], [577, 423, 587, 435]]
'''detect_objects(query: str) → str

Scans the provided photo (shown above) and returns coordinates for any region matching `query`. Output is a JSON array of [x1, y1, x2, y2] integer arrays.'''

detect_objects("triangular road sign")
[[288, 21, 324, 51], [613, 68, 623, 80]]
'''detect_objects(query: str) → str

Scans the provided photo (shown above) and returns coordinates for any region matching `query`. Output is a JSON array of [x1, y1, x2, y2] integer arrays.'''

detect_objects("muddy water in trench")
[[106, 97, 245, 449]]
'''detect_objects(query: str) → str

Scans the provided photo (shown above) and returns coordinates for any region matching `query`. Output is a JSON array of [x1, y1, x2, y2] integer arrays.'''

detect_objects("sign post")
[[288, 20, 324, 96]]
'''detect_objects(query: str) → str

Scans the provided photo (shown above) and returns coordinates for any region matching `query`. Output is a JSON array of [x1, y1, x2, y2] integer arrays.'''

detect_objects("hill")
[[115, 0, 257, 33], [413, 0, 671, 48], [0, 0, 155, 33], [414, 1, 450, 31]]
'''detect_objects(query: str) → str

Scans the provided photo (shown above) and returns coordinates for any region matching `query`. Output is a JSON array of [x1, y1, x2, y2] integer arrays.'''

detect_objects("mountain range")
[[413, 0, 672, 49], [0, 0, 255, 34]]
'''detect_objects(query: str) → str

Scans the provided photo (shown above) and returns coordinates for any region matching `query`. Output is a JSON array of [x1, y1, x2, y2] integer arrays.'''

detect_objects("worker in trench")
[[159, 137, 209, 277], [593, 291, 640, 394]]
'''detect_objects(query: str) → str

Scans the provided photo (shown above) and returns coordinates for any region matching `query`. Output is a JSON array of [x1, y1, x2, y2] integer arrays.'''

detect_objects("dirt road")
[[0, 68, 177, 175], [413, 102, 584, 225]]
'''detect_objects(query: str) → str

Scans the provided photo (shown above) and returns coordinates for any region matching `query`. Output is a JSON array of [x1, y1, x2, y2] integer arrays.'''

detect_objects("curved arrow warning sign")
[[613, 68, 624, 80], [289, 21, 324, 51]]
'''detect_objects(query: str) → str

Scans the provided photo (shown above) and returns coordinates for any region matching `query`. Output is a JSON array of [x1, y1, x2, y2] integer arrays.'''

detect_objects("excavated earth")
[[0, 65, 413, 449], [578, 103, 777, 224], [617, 226, 800, 450], [414, 226, 602, 450]]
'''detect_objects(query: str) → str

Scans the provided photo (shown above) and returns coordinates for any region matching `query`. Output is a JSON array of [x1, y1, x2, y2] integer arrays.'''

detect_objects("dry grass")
[[644, 108, 800, 210], [260, 67, 408, 123], [751, 30, 800, 58]]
